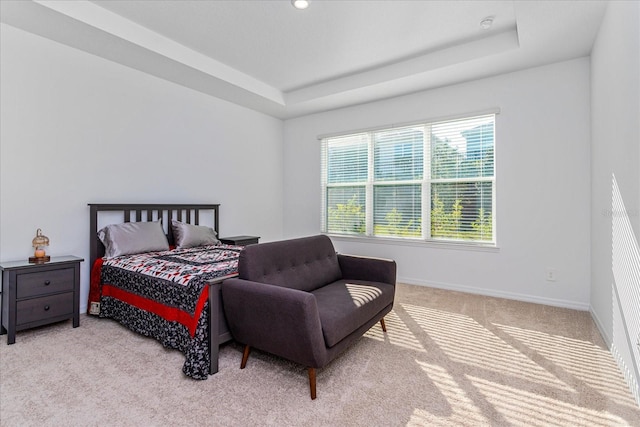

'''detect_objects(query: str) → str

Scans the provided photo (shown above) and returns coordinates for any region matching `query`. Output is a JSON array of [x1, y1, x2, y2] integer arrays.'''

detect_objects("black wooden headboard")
[[88, 203, 220, 267]]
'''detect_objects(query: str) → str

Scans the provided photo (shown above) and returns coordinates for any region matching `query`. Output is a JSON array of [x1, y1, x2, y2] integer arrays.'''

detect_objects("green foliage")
[[471, 208, 493, 239], [431, 194, 464, 239], [431, 195, 492, 241], [328, 195, 365, 234], [329, 192, 492, 242], [374, 208, 421, 237]]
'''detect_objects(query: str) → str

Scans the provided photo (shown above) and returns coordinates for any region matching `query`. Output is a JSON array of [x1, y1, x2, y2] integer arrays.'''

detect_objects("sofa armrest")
[[222, 278, 328, 368], [338, 254, 397, 286]]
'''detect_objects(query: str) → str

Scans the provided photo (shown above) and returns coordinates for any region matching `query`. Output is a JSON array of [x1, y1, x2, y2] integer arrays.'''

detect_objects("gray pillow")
[[172, 220, 220, 248], [98, 221, 169, 258]]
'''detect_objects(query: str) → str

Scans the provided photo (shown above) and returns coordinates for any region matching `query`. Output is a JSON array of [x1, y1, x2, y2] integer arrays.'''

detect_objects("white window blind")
[[321, 134, 368, 234], [373, 126, 424, 237], [321, 114, 495, 244]]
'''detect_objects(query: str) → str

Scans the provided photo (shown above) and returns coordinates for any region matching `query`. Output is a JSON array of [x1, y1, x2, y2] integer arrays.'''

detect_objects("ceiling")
[[0, 0, 607, 119]]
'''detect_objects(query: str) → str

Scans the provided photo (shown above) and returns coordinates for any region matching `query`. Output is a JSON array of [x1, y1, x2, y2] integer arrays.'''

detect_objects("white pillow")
[[172, 220, 220, 249], [98, 221, 169, 258]]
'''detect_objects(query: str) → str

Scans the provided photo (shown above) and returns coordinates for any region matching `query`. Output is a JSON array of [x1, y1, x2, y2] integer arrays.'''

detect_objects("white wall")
[[284, 58, 591, 310], [0, 24, 285, 313], [590, 0, 640, 404]]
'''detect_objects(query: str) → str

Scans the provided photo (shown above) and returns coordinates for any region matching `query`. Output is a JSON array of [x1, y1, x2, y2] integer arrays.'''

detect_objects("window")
[[321, 114, 495, 244]]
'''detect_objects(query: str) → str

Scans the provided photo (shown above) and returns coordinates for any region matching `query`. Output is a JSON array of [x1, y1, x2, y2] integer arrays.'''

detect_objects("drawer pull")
[[44, 305, 50, 311], [44, 280, 51, 286]]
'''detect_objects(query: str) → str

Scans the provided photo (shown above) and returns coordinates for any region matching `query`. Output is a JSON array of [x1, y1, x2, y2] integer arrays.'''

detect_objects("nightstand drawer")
[[16, 292, 74, 326], [16, 268, 74, 299]]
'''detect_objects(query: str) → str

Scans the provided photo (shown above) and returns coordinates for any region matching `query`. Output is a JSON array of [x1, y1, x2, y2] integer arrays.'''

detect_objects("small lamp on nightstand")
[[29, 228, 50, 263]]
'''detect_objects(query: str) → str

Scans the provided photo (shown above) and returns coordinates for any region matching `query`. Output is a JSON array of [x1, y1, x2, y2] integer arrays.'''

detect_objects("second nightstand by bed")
[[219, 235, 260, 246]]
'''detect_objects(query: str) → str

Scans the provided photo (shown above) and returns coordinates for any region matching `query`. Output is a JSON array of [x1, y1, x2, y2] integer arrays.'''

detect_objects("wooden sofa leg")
[[241, 345, 251, 369], [380, 318, 387, 332], [308, 367, 317, 400]]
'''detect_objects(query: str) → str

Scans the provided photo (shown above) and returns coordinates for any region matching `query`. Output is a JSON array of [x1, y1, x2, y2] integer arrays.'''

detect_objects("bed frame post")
[[89, 204, 99, 267], [208, 281, 221, 375]]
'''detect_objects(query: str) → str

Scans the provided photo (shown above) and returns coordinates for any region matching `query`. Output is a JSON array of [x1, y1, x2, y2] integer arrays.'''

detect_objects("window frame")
[[320, 111, 498, 247]]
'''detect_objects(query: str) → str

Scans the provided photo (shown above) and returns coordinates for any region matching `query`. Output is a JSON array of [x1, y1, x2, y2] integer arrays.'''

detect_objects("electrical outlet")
[[89, 302, 100, 315], [545, 269, 557, 282]]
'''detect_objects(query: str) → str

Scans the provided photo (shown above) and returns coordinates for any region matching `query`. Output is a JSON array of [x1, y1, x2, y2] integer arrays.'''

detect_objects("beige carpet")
[[1, 283, 638, 427]]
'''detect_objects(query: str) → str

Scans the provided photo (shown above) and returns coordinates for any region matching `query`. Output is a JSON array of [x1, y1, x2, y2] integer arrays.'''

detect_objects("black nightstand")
[[219, 235, 260, 246], [0, 255, 83, 344]]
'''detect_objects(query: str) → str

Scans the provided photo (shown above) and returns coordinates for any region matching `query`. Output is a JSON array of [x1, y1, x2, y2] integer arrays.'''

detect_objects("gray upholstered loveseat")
[[222, 234, 396, 399]]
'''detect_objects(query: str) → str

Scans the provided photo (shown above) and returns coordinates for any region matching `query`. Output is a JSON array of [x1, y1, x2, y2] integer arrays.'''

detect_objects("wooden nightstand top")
[[219, 236, 260, 246], [0, 256, 84, 271]]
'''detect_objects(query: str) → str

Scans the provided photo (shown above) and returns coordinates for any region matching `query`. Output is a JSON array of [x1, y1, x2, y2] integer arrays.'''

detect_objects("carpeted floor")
[[1, 283, 639, 426]]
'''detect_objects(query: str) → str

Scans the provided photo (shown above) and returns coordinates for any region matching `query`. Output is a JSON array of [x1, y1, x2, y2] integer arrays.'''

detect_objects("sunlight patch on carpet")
[[401, 303, 572, 391], [469, 374, 629, 426], [407, 360, 490, 426], [495, 322, 639, 409], [364, 309, 426, 352]]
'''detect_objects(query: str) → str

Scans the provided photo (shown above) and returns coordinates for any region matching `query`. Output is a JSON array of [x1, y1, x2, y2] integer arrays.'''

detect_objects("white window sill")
[[325, 233, 500, 253]]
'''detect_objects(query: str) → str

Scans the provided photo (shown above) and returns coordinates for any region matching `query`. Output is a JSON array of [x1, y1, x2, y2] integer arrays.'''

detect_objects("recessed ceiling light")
[[292, 0, 310, 10], [480, 16, 494, 30]]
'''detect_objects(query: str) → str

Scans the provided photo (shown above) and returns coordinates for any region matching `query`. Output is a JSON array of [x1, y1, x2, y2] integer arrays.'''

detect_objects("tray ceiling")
[[0, 0, 607, 118]]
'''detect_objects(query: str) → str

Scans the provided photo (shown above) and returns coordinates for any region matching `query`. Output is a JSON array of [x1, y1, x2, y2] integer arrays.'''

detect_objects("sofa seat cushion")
[[312, 280, 394, 347]]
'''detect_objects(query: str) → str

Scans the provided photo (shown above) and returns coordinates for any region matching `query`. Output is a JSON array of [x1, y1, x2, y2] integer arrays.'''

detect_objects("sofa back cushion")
[[238, 235, 342, 292]]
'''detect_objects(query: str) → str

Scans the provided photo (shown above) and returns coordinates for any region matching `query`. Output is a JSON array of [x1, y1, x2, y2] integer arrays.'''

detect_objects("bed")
[[88, 203, 241, 379]]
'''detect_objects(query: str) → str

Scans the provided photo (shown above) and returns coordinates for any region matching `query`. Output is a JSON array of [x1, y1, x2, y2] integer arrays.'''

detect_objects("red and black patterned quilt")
[[95, 244, 241, 379]]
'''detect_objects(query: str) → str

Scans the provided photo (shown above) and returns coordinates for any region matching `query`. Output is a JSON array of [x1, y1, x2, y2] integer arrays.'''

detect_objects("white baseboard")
[[589, 305, 612, 348], [397, 276, 590, 311]]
